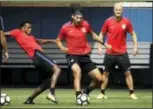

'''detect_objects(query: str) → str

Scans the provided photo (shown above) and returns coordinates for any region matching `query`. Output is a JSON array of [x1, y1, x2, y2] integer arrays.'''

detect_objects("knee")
[[97, 78, 103, 85], [53, 65, 61, 74], [103, 72, 109, 77], [95, 75, 103, 84], [72, 66, 81, 79], [74, 70, 81, 79]]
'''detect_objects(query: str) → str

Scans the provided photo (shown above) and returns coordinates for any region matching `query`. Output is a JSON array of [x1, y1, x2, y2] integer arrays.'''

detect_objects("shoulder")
[[105, 16, 114, 22], [123, 17, 131, 23], [11, 29, 20, 33], [82, 20, 90, 26], [31, 35, 36, 39], [62, 21, 71, 29]]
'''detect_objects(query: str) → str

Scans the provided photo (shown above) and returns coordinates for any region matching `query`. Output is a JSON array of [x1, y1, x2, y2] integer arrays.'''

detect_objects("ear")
[[113, 8, 115, 13], [21, 27, 24, 30], [71, 14, 74, 19]]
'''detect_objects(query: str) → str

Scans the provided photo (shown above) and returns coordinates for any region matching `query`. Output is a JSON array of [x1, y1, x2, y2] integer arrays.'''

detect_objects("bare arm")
[[98, 32, 105, 49], [90, 31, 104, 44], [98, 32, 109, 55], [1, 31, 9, 62], [130, 31, 138, 56], [36, 39, 56, 44], [4, 32, 11, 36], [90, 31, 111, 50], [1, 30, 8, 53], [130, 31, 138, 49], [56, 38, 68, 53]]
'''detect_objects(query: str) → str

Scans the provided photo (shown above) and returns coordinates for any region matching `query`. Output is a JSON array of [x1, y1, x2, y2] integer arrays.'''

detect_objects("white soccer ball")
[[77, 94, 90, 105], [0, 93, 11, 106]]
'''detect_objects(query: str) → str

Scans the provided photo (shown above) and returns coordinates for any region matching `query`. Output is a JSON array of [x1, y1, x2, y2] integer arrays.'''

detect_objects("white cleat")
[[96, 94, 108, 99], [46, 93, 58, 104], [129, 93, 138, 100]]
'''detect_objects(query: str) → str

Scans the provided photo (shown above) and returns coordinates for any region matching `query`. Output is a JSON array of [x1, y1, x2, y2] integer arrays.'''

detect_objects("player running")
[[56, 4, 111, 104], [4, 21, 61, 104]]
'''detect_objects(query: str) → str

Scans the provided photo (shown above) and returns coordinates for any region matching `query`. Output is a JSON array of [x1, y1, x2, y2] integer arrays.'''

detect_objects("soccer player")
[[97, 3, 138, 100], [0, 16, 9, 63], [4, 21, 61, 104], [56, 4, 111, 104]]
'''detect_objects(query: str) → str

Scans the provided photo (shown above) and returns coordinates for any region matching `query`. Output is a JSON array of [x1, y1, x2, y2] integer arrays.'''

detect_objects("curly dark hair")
[[70, 3, 83, 15]]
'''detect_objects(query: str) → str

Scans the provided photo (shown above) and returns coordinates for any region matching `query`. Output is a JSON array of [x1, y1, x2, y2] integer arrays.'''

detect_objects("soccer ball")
[[0, 93, 11, 106], [77, 94, 90, 105]]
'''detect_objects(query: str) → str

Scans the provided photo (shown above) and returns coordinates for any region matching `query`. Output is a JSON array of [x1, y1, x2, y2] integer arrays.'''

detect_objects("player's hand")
[[61, 47, 68, 53], [105, 43, 112, 50], [3, 52, 9, 63], [98, 47, 102, 55], [133, 47, 138, 56]]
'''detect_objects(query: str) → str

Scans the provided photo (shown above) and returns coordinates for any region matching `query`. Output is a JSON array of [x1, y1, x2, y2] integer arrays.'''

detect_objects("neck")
[[71, 22, 75, 26], [71, 21, 79, 26], [115, 16, 122, 22]]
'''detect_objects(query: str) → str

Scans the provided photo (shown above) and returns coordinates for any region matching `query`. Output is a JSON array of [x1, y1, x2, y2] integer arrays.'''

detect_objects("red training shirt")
[[101, 16, 134, 55], [9, 29, 43, 58], [58, 20, 92, 55]]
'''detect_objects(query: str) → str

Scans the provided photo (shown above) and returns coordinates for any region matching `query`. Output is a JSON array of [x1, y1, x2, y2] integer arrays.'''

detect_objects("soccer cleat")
[[81, 90, 90, 104], [96, 94, 108, 99], [46, 93, 58, 104], [129, 93, 138, 100], [23, 98, 35, 104]]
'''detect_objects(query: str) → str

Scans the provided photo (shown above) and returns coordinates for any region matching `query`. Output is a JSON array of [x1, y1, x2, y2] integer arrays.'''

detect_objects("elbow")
[[56, 38, 61, 42], [56, 38, 61, 45], [4, 32, 7, 36]]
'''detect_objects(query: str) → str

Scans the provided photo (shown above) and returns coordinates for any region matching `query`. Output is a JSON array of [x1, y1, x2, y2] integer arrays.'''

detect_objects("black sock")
[[76, 91, 81, 98], [50, 88, 55, 95], [27, 78, 50, 101], [101, 89, 105, 95], [84, 87, 94, 95], [129, 90, 134, 94]]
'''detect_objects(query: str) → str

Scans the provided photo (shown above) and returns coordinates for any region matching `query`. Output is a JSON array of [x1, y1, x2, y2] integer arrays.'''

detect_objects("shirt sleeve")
[[0, 16, 4, 31], [101, 20, 108, 34], [9, 29, 18, 38], [127, 20, 134, 33], [87, 23, 93, 34], [58, 26, 66, 40]]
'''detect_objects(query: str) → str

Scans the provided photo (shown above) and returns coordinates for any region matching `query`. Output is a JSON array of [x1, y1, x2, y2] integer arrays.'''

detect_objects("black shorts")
[[32, 50, 57, 73], [66, 54, 97, 73], [104, 53, 130, 73]]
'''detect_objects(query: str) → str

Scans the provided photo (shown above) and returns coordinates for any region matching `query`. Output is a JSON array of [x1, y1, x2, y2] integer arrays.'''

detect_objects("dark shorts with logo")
[[66, 54, 97, 73], [104, 53, 131, 73]]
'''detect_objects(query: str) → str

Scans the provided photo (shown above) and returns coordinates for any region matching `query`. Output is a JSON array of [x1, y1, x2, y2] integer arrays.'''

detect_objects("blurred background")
[[0, 1, 152, 89]]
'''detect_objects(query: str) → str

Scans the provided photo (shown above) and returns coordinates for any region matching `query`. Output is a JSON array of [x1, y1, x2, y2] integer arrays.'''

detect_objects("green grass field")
[[0, 88, 152, 108]]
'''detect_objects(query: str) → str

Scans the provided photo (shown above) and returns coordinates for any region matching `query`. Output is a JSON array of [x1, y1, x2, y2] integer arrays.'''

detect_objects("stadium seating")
[[1, 41, 151, 70]]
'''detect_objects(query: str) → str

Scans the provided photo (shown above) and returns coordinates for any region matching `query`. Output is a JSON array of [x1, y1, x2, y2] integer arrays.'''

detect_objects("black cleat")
[[23, 98, 35, 104]]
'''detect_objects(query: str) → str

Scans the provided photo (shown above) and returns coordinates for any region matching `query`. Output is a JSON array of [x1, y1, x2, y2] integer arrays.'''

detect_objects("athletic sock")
[[76, 91, 81, 98], [129, 90, 134, 94], [101, 89, 105, 95], [50, 88, 55, 95]]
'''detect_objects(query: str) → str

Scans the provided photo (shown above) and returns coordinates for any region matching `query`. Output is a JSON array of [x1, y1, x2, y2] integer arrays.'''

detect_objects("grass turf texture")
[[0, 88, 152, 108]]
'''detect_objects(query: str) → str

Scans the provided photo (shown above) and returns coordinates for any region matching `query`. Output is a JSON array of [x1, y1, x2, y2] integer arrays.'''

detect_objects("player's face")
[[72, 14, 83, 25], [114, 6, 123, 18], [23, 23, 32, 35]]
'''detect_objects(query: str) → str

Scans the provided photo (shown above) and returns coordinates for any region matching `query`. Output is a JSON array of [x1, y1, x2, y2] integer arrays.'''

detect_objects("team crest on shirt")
[[81, 27, 87, 33], [122, 24, 126, 30]]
